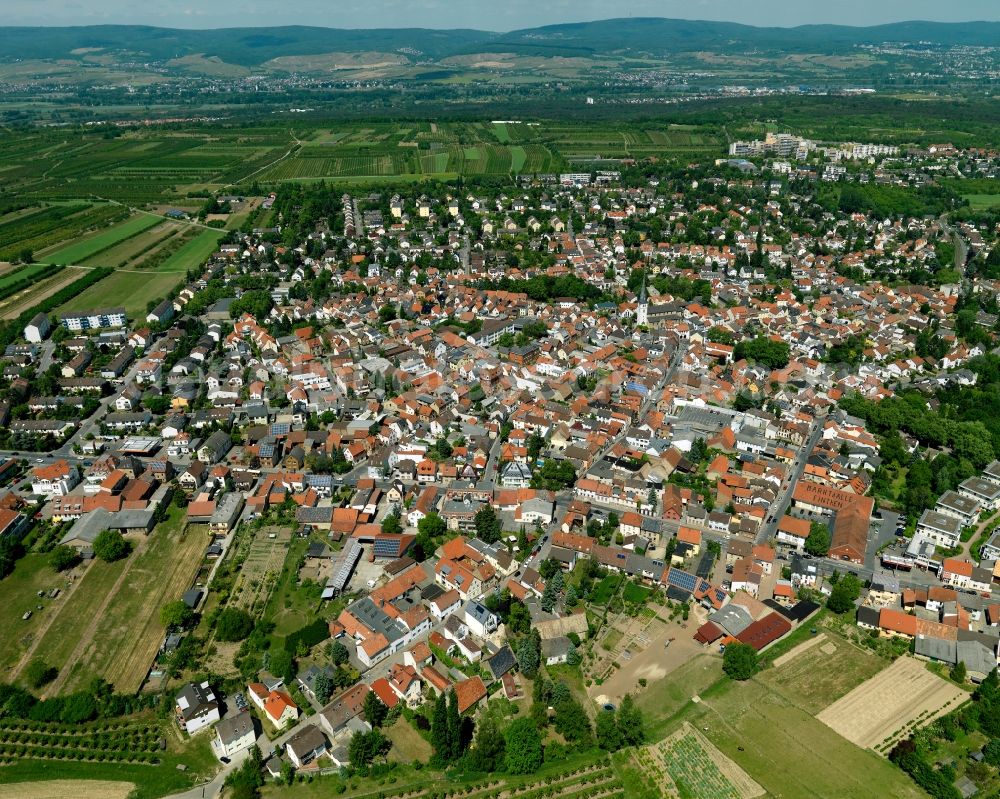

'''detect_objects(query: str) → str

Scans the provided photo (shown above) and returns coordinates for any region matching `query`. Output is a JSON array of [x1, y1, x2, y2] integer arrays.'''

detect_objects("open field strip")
[[816, 655, 969, 753], [39, 213, 161, 265], [0, 779, 135, 799]]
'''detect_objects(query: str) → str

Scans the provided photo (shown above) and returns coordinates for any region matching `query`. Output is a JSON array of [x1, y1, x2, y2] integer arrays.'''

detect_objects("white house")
[[30, 460, 79, 497], [175, 681, 220, 735], [214, 710, 256, 758]]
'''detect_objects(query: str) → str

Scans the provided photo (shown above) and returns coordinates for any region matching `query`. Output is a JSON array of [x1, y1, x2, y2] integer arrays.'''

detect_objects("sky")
[[3, 0, 999, 30]]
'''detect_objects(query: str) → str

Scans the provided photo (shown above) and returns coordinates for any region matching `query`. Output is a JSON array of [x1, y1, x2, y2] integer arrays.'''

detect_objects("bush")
[[49, 545, 81, 572], [215, 607, 254, 642], [24, 659, 58, 689]]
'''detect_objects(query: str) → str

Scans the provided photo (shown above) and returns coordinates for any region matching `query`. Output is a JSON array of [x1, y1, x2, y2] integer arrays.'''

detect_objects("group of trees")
[[431, 689, 469, 766], [595, 695, 645, 752], [474, 504, 503, 545], [827, 572, 864, 614], [531, 459, 577, 491], [733, 337, 790, 369], [92, 530, 130, 563], [722, 642, 759, 681]]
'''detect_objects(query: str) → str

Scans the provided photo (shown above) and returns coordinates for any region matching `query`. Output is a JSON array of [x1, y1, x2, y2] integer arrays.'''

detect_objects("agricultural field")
[[264, 754, 622, 799], [963, 194, 1000, 210], [56, 510, 208, 695], [631, 722, 764, 799], [0, 718, 164, 766], [0, 725, 219, 799], [816, 655, 970, 754], [14, 507, 207, 696], [146, 228, 223, 273], [0, 203, 128, 262], [39, 213, 161, 265], [0, 266, 89, 321], [230, 525, 292, 617]]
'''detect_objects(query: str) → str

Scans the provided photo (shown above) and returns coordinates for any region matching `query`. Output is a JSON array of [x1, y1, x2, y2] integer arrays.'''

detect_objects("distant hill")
[[487, 18, 1000, 56], [1, 18, 998, 66]]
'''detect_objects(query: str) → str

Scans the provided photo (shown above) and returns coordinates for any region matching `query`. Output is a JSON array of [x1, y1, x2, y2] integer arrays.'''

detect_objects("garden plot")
[[231, 526, 291, 615], [816, 655, 969, 753], [633, 722, 764, 799]]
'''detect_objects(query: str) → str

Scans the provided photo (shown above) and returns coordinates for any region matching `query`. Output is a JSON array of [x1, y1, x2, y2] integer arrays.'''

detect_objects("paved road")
[[755, 416, 825, 544]]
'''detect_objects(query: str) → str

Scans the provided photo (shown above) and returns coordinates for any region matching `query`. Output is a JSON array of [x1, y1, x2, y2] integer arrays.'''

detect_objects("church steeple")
[[636, 273, 648, 326]]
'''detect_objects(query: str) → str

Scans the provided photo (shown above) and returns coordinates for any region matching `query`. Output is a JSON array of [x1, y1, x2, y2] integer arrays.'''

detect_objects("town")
[[1, 117, 1000, 799]]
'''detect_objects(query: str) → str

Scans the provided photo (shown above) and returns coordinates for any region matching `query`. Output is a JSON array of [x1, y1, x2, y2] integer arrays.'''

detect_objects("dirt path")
[[42, 538, 148, 697], [8, 561, 92, 682], [772, 632, 827, 668]]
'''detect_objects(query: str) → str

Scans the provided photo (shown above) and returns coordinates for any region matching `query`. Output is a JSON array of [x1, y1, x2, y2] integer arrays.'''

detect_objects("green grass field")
[[631, 653, 924, 799], [0, 262, 58, 290], [17, 557, 126, 688], [758, 626, 888, 714], [0, 553, 69, 680], [40, 213, 162, 265], [963, 194, 1000, 210], [56, 270, 184, 318], [148, 228, 222, 272]]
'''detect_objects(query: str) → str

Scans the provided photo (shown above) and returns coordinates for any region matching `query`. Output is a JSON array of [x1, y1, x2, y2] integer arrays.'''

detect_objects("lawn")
[[633, 654, 726, 741], [647, 665, 926, 799], [758, 626, 888, 715], [39, 213, 161, 265], [0, 553, 70, 680], [79, 222, 180, 268], [55, 269, 185, 318], [16, 557, 126, 689], [963, 194, 1000, 210], [622, 580, 651, 604], [385, 718, 432, 763], [590, 574, 622, 605]]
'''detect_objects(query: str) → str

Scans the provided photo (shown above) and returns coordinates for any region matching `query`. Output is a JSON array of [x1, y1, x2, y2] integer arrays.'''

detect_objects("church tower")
[[636, 274, 648, 326]]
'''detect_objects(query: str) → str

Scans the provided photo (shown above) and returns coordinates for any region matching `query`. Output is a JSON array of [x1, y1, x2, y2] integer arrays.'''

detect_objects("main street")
[[755, 415, 826, 544]]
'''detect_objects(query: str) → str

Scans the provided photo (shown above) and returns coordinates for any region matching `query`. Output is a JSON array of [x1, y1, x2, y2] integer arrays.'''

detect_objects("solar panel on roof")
[[668, 568, 698, 592]]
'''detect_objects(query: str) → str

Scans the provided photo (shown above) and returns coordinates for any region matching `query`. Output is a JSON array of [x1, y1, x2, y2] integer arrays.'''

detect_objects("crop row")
[[0, 206, 130, 261], [0, 730, 160, 751], [0, 719, 159, 735], [0, 743, 160, 764]]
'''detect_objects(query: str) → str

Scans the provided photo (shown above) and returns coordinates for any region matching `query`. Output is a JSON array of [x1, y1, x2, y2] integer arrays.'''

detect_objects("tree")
[[269, 648, 295, 683], [381, 508, 402, 535], [722, 642, 759, 681], [553, 697, 593, 744], [18, 248, 33, 265], [24, 659, 57, 689], [417, 512, 446, 538], [349, 729, 390, 768], [804, 522, 831, 557], [504, 717, 543, 774], [617, 694, 645, 746], [215, 607, 254, 641], [468, 713, 505, 772], [516, 632, 541, 679], [363, 690, 388, 728], [541, 569, 564, 612], [951, 660, 968, 684], [596, 710, 623, 751], [314, 671, 334, 705], [431, 691, 450, 765], [446, 689, 462, 760], [327, 640, 349, 665], [49, 544, 80, 572], [93, 529, 130, 562], [475, 504, 502, 544], [159, 600, 195, 629], [827, 572, 863, 614]]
